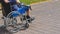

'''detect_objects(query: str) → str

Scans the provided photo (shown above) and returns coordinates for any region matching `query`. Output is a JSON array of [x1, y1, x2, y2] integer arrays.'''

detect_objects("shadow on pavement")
[[0, 26, 13, 34]]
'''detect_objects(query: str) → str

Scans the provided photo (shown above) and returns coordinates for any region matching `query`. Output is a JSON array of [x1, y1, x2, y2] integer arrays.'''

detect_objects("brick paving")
[[0, 0, 60, 34]]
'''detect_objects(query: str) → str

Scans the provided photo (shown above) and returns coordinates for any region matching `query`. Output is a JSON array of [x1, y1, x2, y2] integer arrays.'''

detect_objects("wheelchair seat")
[[10, 4, 30, 17]]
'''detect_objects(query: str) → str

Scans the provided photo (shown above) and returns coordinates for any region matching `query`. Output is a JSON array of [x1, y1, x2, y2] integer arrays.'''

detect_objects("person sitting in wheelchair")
[[1, 0, 34, 22]]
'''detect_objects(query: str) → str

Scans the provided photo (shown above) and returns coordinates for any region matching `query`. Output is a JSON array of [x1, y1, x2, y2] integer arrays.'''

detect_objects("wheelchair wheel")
[[5, 11, 29, 33]]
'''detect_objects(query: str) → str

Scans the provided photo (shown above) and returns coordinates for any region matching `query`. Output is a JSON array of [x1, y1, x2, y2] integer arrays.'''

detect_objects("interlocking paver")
[[0, 0, 60, 34]]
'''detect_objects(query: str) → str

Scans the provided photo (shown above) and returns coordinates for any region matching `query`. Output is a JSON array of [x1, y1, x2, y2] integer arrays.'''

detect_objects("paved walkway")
[[0, 0, 60, 34]]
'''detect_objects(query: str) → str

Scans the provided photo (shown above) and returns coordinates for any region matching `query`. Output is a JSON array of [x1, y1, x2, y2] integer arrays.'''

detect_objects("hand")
[[4, 0, 10, 3], [16, 0, 21, 3]]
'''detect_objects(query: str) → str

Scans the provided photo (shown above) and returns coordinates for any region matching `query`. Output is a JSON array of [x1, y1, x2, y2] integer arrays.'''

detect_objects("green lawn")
[[20, 0, 47, 5]]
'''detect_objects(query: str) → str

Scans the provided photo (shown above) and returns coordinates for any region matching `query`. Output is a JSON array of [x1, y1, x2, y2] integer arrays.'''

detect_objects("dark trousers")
[[2, 3, 11, 17]]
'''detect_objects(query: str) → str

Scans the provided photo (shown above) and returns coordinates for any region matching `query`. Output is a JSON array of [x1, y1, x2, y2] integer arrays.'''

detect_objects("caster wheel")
[[24, 23, 29, 30], [20, 23, 29, 30], [25, 23, 29, 28]]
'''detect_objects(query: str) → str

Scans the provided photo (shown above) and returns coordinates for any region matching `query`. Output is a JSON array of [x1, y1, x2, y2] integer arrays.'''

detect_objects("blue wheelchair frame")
[[10, 4, 30, 17]]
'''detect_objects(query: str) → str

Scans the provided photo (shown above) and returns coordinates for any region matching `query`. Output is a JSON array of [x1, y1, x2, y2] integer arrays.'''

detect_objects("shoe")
[[27, 17, 35, 23], [21, 15, 35, 23]]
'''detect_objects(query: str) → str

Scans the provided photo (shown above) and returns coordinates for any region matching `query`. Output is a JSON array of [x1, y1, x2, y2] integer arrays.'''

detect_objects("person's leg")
[[26, 10, 30, 18], [2, 3, 11, 17], [2, 8, 6, 17], [26, 10, 35, 23], [2, 3, 12, 26], [25, 5, 32, 18]]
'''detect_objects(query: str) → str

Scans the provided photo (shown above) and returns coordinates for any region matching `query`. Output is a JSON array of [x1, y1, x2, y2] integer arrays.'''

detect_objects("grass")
[[20, 0, 47, 5], [0, 0, 47, 9]]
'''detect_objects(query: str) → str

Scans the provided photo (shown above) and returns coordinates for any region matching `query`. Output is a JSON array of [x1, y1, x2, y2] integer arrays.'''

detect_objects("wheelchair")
[[2, 3, 33, 33]]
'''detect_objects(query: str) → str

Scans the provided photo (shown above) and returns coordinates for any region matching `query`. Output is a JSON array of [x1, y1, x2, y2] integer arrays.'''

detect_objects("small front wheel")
[[22, 23, 29, 30]]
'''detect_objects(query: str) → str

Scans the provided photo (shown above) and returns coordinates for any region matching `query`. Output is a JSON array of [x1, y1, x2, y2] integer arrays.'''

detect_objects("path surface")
[[0, 0, 60, 34]]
